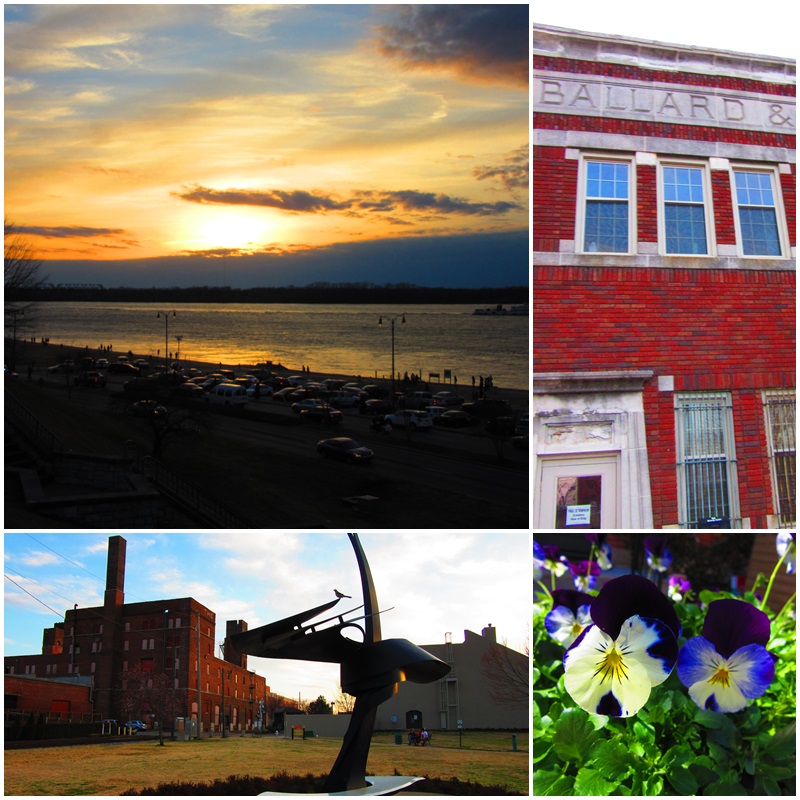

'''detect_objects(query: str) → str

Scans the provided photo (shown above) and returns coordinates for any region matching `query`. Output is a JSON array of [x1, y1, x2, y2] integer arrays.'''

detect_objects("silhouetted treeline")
[[10, 283, 528, 305]]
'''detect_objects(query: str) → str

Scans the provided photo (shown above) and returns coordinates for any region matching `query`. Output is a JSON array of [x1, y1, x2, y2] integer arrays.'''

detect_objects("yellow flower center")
[[594, 646, 628, 683], [571, 622, 583, 635], [709, 666, 731, 687]]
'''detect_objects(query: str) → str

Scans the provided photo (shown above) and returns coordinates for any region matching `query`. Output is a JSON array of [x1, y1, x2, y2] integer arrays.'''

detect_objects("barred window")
[[763, 390, 796, 527], [675, 392, 739, 528]]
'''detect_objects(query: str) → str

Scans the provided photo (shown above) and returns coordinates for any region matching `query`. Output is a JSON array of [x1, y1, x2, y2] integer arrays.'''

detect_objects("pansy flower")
[[563, 575, 680, 717], [586, 532, 613, 570], [776, 532, 795, 574], [540, 545, 569, 578], [544, 589, 594, 648], [569, 559, 601, 591], [644, 536, 672, 573], [533, 540, 546, 581], [668, 575, 691, 602], [677, 599, 775, 713]]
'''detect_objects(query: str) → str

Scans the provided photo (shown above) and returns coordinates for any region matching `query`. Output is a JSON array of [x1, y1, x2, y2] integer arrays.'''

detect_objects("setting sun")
[[183, 209, 274, 253]]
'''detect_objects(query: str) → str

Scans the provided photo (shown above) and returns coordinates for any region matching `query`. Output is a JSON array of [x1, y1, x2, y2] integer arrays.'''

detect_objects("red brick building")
[[4, 674, 94, 719], [4, 536, 269, 732], [533, 25, 796, 529]]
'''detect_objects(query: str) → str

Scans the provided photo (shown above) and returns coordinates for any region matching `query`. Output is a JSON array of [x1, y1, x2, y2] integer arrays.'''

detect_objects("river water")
[[33, 302, 530, 391]]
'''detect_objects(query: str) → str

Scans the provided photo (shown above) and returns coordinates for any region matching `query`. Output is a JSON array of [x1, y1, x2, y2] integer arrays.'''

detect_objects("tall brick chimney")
[[225, 620, 248, 668], [104, 535, 126, 610]]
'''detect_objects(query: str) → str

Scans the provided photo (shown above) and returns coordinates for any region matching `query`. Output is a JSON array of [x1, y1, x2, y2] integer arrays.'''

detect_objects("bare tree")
[[333, 683, 356, 714], [5, 218, 47, 370], [479, 634, 529, 708], [119, 667, 180, 746]]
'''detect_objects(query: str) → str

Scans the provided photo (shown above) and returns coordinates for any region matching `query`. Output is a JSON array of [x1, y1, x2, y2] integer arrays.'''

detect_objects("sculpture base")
[[259, 775, 424, 796]]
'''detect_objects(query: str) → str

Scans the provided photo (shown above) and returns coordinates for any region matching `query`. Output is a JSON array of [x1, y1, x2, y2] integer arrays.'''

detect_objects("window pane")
[[665, 205, 707, 254], [586, 161, 628, 199], [585, 200, 629, 252], [739, 207, 781, 255], [664, 166, 703, 204]]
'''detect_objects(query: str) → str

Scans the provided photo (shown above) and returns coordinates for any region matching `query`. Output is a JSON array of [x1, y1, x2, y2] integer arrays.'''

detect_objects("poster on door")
[[565, 504, 592, 526]]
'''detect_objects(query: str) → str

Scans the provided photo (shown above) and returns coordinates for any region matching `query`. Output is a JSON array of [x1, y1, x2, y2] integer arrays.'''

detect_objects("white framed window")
[[731, 166, 789, 257], [658, 160, 715, 256], [576, 154, 636, 254], [763, 389, 796, 527], [674, 392, 739, 528]]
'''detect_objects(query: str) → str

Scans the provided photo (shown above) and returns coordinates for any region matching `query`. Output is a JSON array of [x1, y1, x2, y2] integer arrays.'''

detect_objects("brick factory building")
[[4, 536, 269, 732], [533, 25, 795, 529]]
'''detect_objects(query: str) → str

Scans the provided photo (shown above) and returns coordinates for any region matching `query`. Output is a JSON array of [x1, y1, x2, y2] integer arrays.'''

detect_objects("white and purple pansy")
[[563, 575, 681, 717], [544, 589, 594, 648], [677, 599, 775, 713], [541, 545, 569, 578], [776, 532, 795, 574], [668, 574, 691, 602], [644, 536, 672, 573], [533, 540, 546, 581], [569, 559, 601, 591], [586, 532, 613, 570]]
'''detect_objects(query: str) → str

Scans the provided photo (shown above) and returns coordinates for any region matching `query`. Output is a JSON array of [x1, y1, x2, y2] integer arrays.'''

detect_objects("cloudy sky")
[[3, 532, 530, 704], [533, 0, 796, 58], [4, 4, 529, 288]]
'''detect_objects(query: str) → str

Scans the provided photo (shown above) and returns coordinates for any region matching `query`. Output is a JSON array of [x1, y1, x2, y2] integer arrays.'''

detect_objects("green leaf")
[[666, 765, 699, 795], [704, 778, 748, 795], [762, 722, 796, 759], [573, 767, 618, 796], [533, 769, 574, 796], [694, 709, 727, 729], [753, 775, 782, 796], [632, 718, 655, 746], [552, 707, 599, 763], [590, 739, 634, 781], [688, 755, 719, 788], [532, 666, 541, 685], [642, 776, 664, 795]]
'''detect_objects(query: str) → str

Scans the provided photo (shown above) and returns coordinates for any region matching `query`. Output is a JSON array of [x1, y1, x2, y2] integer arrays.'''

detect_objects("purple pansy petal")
[[563, 614, 677, 717], [533, 540, 545, 563], [702, 599, 770, 658], [596, 543, 613, 570], [551, 589, 595, 614], [590, 574, 681, 640], [543, 545, 561, 561]]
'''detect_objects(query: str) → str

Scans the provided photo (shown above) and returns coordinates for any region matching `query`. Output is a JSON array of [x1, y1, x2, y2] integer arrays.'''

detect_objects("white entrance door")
[[536, 454, 619, 529]]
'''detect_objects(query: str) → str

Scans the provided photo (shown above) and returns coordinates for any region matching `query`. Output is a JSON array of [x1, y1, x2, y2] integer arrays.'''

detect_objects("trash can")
[[394, 733, 403, 745]]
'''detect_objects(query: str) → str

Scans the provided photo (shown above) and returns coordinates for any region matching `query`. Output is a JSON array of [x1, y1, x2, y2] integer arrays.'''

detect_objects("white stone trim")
[[635, 151, 658, 165], [658, 376, 675, 392], [779, 163, 793, 174], [533, 128, 796, 164], [709, 157, 731, 171], [559, 239, 575, 253], [532, 251, 796, 270]]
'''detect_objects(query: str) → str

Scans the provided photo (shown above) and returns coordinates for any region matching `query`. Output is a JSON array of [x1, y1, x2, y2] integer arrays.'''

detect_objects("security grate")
[[675, 392, 739, 529], [763, 390, 796, 528]]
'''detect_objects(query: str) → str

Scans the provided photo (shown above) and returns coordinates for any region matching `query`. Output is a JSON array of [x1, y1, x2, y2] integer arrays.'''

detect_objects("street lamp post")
[[378, 314, 405, 404], [8, 306, 24, 373], [157, 310, 176, 372]]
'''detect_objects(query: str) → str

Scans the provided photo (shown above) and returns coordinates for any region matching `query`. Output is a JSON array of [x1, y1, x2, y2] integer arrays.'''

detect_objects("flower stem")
[[761, 545, 791, 612]]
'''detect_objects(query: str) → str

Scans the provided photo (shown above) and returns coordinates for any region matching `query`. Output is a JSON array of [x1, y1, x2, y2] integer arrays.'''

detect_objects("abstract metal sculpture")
[[231, 534, 450, 793]]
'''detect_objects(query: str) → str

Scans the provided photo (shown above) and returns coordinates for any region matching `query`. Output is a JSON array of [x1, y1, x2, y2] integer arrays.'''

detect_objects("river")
[[31, 302, 529, 391]]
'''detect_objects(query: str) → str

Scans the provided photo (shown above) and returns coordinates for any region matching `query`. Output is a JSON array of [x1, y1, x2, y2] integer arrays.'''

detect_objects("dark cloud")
[[376, 5, 529, 87], [473, 145, 529, 193], [16, 224, 129, 239], [174, 185, 351, 213], [175, 184, 520, 218]]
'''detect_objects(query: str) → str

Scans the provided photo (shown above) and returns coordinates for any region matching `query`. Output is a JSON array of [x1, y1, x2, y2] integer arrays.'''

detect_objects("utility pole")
[[196, 609, 202, 739]]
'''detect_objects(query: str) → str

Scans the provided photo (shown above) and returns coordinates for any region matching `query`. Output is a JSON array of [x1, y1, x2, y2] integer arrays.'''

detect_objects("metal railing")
[[4, 389, 65, 454], [140, 456, 255, 529], [763, 390, 796, 528]]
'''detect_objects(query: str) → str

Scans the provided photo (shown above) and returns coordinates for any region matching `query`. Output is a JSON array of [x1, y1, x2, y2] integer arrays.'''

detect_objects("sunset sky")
[[4, 4, 529, 288]]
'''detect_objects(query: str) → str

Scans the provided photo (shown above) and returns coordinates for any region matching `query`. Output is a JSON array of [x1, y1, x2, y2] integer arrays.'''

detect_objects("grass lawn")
[[3, 734, 529, 796]]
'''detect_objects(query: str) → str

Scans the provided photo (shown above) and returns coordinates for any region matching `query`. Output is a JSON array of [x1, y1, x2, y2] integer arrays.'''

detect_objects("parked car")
[[170, 381, 205, 399], [432, 391, 463, 406], [360, 384, 385, 398], [385, 410, 433, 430], [272, 387, 297, 402], [73, 370, 106, 387], [132, 359, 151, 370], [128, 400, 167, 417], [124, 720, 148, 732], [360, 398, 393, 415], [327, 391, 361, 409], [47, 362, 75, 374], [292, 397, 326, 414], [300, 405, 343, 424], [317, 437, 374, 464], [96, 358, 109, 369], [286, 375, 307, 387], [424, 406, 449, 423], [206, 383, 249, 406], [461, 398, 512, 418], [514, 413, 529, 436], [107, 362, 140, 375], [439, 409, 476, 428]]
